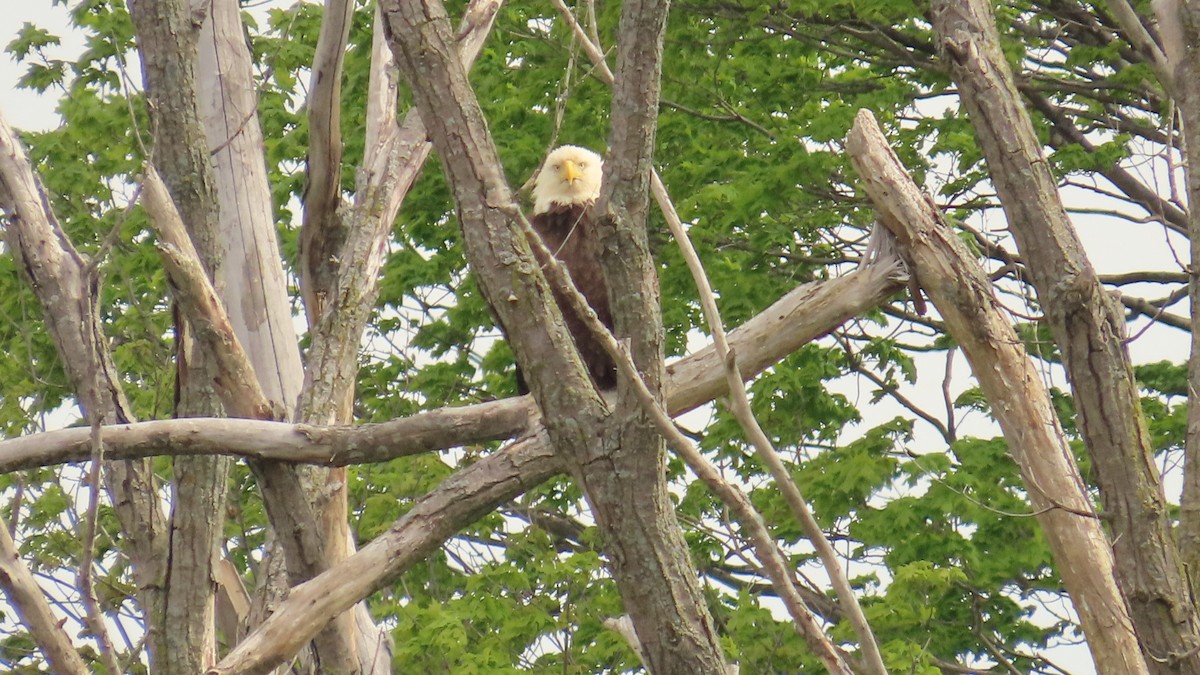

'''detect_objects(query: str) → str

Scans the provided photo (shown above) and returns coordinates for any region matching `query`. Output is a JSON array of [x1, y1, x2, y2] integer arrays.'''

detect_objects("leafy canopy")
[[1, 0, 1174, 671]]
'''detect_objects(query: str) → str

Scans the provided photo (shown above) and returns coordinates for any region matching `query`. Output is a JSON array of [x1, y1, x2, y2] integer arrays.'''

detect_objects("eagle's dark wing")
[[528, 204, 616, 390]]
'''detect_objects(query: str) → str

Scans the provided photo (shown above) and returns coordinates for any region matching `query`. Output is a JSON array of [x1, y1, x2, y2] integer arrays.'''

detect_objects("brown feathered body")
[[531, 203, 616, 388], [523, 145, 615, 390]]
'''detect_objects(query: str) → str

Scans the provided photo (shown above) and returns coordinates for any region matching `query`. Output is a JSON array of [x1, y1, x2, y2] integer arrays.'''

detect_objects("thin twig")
[[86, 183, 144, 276], [651, 170, 887, 675], [78, 417, 122, 675], [835, 330, 952, 444], [547, 4, 887, 670], [74, 267, 122, 674], [499, 201, 854, 674], [942, 347, 957, 441]]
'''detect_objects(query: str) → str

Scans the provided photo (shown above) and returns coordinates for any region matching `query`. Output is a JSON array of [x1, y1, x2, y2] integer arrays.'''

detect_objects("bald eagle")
[[524, 145, 616, 390]]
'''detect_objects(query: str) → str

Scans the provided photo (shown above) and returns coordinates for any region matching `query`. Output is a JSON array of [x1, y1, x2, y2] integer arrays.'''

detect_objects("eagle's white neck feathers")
[[532, 145, 603, 216]]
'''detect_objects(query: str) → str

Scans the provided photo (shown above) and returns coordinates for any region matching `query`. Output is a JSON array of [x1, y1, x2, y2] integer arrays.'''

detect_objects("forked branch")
[[847, 108, 1147, 675]]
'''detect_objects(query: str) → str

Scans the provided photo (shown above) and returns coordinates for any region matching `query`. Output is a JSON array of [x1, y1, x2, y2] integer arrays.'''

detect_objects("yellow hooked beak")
[[562, 159, 581, 184]]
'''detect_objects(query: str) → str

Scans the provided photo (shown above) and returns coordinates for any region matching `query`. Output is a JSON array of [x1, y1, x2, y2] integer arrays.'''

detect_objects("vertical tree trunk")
[[930, 1, 1200, 668], [848, 110, 1149, 675], [198, 0, 305, 410], [194, 0, 321, 668], [293, 2, 368, 670], [290, 3, 505, 668], [582, 0, 727, 670], [126, 1, 233, 671], [380, 1, 729, 672], [1159, 0, 1200, 603]]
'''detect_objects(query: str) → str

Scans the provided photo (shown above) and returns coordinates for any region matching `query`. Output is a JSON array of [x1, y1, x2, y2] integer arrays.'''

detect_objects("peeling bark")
[[198, 0, 305, 410], [848, 109, 1149, 675], [0, 110, 170, 665], [0, 522, 88, 674], [378, 1, 731, 672], [930, 1, 1200, 668]]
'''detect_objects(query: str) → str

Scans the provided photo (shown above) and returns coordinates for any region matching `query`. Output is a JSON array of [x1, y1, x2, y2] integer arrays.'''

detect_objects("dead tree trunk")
[[848, 109, 1149, 675], [930, 1, 1200, 668], [379, 3, 730, 671]]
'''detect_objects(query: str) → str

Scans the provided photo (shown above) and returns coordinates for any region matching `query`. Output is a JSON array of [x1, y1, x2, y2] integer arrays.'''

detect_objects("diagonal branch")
[[202, 235, 894, 672], [505, 202, 855, 674], [551, 5, 885, 669], [0, 108, 168, 606], [141, 166, 275, 421], [847, 107, 1148, 675], [654, 176, 887, 675], [188, 232, 898, 674], [931, 1, 1200, 667], [0, 257, 903, 471], [0, 523, 88, 674], [1021, 87, 1188, 234], [1102, 0, 1173, 90], [207, 432, 563, 675]]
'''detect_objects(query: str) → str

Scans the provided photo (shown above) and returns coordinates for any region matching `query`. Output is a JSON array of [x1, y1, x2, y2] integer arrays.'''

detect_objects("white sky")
[[7, 4, 1195, 674], [2, 3, 82, 132]]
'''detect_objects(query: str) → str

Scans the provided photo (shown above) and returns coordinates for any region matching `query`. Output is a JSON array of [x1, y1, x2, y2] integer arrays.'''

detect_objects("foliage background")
[[0, 0, 1186, 672]]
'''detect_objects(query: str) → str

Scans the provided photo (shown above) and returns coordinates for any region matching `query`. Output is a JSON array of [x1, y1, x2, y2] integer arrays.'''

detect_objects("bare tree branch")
[[505, 199, 854, 674], [550, 7, 883, 665], [142, 166, 275, 421], [0, 519, 88, 675], [77, 423, 121, 675], [207, 432, 563, 675], [301, 0, 354, 309], [931, 1, 1200, 667], [0, 107, 169, 627], [848, 107, 1149, 675], [0, 252, 901, 472], [0, 156, 900, 675], [201, 142, 898, 675], [1103, 0, 1173, 90], [0, 396, 528, 466], [652, 175, 886, 674]]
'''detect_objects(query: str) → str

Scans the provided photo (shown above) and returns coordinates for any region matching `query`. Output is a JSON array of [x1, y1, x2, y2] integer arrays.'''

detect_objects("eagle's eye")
[[578, 161, 588, 168], [552, 163, 561, 170]]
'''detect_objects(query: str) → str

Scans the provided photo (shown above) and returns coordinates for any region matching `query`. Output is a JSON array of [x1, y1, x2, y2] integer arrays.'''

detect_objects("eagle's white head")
[[532, 145, 603, 215]]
